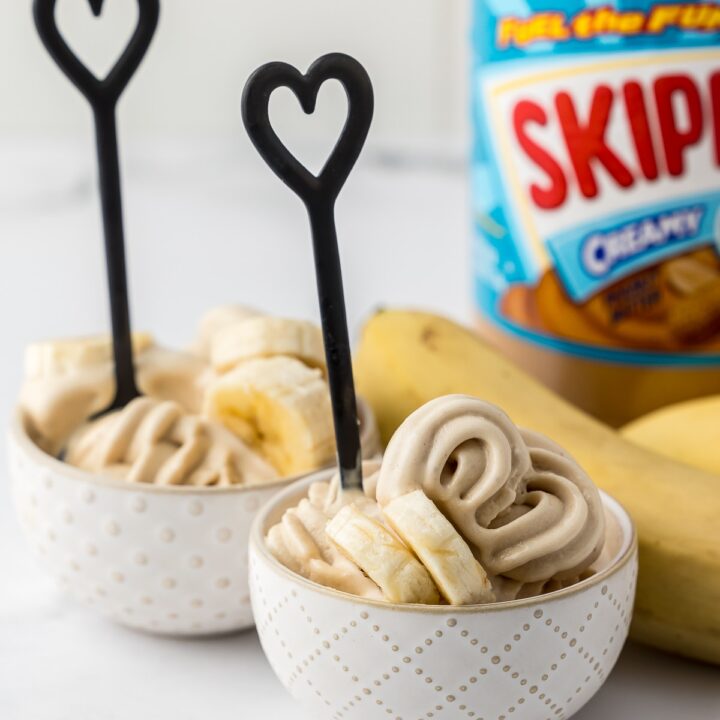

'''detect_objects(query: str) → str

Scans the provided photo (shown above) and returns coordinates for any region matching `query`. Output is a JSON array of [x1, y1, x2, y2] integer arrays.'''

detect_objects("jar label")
[[472, 2, 720, 366]]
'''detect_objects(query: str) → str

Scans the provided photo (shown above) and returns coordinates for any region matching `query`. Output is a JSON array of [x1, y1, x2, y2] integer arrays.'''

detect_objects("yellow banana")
[[622, 396, 720, 475]]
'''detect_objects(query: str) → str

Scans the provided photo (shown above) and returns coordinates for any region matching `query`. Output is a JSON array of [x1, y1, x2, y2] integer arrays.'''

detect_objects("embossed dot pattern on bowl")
[[8, 426, 286, 636], [249, 476, 638, 720], [252, 553, 636, 720]]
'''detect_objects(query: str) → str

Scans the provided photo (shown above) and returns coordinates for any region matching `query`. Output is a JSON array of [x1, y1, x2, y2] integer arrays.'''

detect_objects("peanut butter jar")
[[471, 0, 720, 426]]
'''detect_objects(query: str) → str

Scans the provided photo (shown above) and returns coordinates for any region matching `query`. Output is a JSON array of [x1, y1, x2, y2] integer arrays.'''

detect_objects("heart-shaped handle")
[[241, 52, 374, 210], [33, 0, 159, 107], [242, 53, 374, 491], [33, 0, 159, 414]]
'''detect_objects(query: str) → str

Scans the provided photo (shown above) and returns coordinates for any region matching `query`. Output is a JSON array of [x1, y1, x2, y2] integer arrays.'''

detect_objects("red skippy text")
[[513, 72, 720, 211]]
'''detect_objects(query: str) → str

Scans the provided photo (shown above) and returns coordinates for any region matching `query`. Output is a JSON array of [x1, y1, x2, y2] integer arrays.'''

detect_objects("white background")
[[0, 0, 469, 143], [1, 2, 719, 718]]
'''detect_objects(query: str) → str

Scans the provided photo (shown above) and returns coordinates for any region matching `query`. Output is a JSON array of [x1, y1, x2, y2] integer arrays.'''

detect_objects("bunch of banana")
[[353, 309, 720, 665]]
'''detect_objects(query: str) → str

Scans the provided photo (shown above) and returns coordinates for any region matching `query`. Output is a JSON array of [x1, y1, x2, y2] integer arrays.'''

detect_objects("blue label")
[[547, 198, 714, 301], [471, 0, 720, 367]]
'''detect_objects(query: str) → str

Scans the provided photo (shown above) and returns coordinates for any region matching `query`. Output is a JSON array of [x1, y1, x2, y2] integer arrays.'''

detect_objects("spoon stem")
[[308, 203, 362, 490], [93, 106, 139, 409], [241, 54, 373, 491]]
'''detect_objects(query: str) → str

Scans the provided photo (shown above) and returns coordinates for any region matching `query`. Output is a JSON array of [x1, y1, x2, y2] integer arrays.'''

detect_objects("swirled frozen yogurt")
[[19, 307, 380, 487], [266, 395, 606, 605], [66, 396, 276, 487]]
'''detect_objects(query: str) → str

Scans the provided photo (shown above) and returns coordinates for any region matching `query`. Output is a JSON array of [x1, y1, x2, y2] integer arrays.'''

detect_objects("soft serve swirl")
[[377, 396, 605, 584], [67, 397, 276, 487], [267, 395, 606, 605]]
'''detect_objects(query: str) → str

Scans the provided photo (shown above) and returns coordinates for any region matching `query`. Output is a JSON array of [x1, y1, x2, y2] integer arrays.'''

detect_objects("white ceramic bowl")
[[250, 471, 638, 720], [8, 403, 380, 637]]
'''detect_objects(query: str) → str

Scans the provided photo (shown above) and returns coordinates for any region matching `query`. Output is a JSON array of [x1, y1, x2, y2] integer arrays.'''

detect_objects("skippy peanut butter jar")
[[472, 0, 720, 426]]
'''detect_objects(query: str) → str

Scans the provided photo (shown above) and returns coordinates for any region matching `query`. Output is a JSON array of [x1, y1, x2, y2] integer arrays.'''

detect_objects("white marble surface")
[[1, 141, 718, 719]]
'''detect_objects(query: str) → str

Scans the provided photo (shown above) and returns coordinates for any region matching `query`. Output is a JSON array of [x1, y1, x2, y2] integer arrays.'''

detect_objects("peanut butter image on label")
[[500, 247, 720, 353], [669, 279, 720, 343]]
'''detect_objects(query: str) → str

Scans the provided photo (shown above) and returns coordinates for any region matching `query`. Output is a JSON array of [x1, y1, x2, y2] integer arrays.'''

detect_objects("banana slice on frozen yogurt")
[[266, 395, 606, 606]]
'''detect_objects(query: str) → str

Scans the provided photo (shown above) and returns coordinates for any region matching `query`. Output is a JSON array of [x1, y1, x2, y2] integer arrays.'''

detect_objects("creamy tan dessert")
[[21, 336, 209, 456], [266, 463, 386, 600], [66, 396, 275, 487], [19, 307, 380, 487], [266, 394, 606, 604]]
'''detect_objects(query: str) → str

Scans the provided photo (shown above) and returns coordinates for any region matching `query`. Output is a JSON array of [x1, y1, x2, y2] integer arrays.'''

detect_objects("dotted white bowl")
[[7, 404, 380, 637], [250, 471, 638, 720]]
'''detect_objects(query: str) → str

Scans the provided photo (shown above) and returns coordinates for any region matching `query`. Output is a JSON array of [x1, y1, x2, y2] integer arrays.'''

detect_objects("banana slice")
[[25, 333, 153, 380], [382, 490, 495, 605], [327, 504, 440, 604], [203, 356, 335, 476], [192, 305, 261, 358], [267, 484, 383, 600], [210, 316, 326, 374]]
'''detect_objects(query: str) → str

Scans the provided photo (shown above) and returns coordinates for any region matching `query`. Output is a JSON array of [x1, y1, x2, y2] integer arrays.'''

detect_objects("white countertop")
[[1, 140, 718, 719]]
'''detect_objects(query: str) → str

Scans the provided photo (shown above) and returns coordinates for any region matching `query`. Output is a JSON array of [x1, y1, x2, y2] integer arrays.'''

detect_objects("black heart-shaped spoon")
[[33, 0, 160, 412], [242, 53, 374, 491]]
